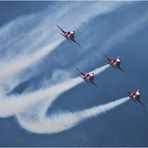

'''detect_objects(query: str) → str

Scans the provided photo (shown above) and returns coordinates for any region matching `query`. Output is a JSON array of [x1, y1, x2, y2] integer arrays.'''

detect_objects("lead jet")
[[126, 89, 145, 107], [57, 25, 80, 46], [76, 67, 99, 88], [103, 54, 126, 74]]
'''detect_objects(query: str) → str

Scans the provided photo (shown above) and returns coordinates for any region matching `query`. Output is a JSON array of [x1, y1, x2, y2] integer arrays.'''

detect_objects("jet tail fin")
[[136, 89, 140, 92]]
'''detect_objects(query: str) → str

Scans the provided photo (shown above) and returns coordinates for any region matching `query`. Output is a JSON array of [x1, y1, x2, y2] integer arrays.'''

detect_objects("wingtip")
[[122, 70, 127, 75], [96, 85, 101, 89], [101, 53, 107, 57], [75, 67, 80, 72]]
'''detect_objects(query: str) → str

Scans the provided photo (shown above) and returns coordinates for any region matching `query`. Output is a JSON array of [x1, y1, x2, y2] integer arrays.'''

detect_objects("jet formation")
[[57, 25, 146, 107]]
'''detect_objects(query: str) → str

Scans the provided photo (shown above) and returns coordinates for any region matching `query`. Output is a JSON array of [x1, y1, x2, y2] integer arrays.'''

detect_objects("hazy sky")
[[0, 1, 148, 147]]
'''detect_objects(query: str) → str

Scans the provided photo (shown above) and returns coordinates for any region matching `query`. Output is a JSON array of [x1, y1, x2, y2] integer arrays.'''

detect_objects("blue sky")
[[0, 1, 148, 146]]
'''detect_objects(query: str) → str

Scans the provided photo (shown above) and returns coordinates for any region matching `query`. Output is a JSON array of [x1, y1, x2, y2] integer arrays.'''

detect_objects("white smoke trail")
[[0, 1, 123, 113], [0, 1, 130, 134], [5, 2, 146, 135], [0, 38, 64, 80], [0, 64, 109, 117], [0, 4, 70, 53], [0, 1, 125, 92], [0, 13, 41, 51], [0, 1, 124, 54], [16, 97, 129, 134]]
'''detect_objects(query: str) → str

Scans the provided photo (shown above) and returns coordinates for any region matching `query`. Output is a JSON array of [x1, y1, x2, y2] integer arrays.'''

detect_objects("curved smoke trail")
[[17, 4, 148, 135], [0, 1, 124, 54], [0, 13, 42, 52], [0, 1, 125, 92], [0, 2, 132, 134], [0, 1, 124, 115], [16, 97, 129, 134], [0, 64, 109, 117]]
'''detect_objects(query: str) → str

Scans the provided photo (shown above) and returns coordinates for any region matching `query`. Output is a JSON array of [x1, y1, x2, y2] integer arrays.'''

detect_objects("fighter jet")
[[57, 25, 80, 46], [126, 89, 145, 107], [103, 54, 126, 74], [76, 67, 99, 88]]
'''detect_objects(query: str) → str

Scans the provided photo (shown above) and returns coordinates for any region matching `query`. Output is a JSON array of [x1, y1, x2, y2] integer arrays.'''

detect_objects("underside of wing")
[[57, 25, 66, 34], [71, 38, 80, 46], [91, 80, 100, 88], [102, 54, 112, 62], [137, 100, 146, 107], [118, 66, 126, 74], [75, 67, 85, 76]]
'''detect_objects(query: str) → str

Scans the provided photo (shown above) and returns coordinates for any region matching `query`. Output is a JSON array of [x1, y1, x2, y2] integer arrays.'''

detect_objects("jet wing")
[[71, 38, 80, 46], [57, 25, 66, 34], [75, 67, 85, 76], [102, 54, 112, 62], [89, 76, 99, 88], [137, 100, 146, 107], [91, 80, 100, 88], [118, 66, 126, 74]]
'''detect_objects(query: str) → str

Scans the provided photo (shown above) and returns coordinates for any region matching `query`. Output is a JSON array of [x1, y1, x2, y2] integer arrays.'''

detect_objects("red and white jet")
[[126, 89, 145, 106], [76, 68, 99, 88], [103, 54, 126, 74], [57, 25, 80, 46]]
